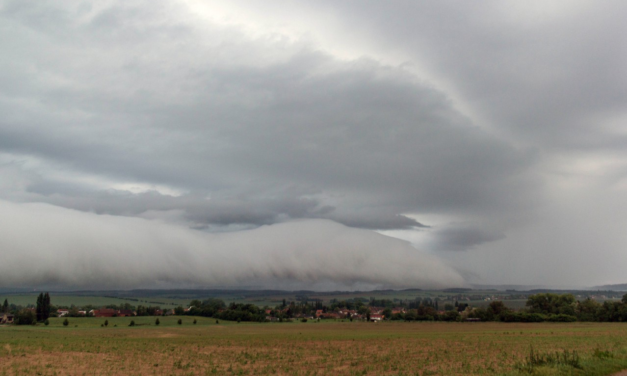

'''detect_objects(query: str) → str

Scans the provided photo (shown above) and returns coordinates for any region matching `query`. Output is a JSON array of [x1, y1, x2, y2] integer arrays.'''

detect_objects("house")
[[57, 309, 70, 317], [369, 314, 383, 322], [91, 308, 117, 318], [117, 310, 135, 317], [1, 314, 14, 324]]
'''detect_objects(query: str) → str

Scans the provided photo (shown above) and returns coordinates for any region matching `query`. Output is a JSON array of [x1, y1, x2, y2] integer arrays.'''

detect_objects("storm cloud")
[[1, 1, 627, 288], [0, 200, 463, 289]]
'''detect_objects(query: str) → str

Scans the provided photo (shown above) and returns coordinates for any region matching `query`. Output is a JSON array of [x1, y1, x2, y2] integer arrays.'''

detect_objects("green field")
[[3, 320, 627, 375], [0, 295, 184, 309]]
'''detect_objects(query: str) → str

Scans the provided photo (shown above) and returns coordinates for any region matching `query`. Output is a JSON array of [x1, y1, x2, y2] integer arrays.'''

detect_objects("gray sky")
[[1, 0, 626, 289]]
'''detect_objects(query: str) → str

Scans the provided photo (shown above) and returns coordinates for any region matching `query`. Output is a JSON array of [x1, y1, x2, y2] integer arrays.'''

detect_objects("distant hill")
[[593, 284, 627, 291]]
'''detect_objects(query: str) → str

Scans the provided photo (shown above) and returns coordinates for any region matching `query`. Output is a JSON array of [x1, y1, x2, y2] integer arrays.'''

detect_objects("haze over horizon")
[[1, 1, 627, 290]]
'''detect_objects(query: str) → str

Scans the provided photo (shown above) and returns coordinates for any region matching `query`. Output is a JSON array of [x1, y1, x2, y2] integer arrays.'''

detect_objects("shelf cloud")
[[0, 200, 463, 289]]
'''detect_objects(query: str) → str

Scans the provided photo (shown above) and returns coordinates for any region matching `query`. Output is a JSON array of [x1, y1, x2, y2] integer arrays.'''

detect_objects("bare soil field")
[[2, 318, 627, 375]]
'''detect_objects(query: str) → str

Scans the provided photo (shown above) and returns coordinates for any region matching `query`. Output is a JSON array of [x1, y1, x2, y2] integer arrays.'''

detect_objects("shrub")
[[193, 319, 197, 324], [301, 318, 308, 323], [129, 320, 135, 327], [216, 320, 219, 324], [155, 318, 160, 326], [104, 320, 108, 327], [44, 319, 49, 326], [63, 318, 69, 327], [515, 346, 582, 372], [177, 318, 182, 325], [14, 309, 37, 325]]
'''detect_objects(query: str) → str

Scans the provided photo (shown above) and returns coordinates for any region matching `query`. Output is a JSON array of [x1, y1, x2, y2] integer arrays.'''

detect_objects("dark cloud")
[[2, 1, 627, 288], [429, 225, 505, 252], [0, 2, 535, 232]]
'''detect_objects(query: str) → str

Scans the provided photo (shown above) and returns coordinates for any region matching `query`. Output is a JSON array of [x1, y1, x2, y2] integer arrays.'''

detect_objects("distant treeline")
[[403, 293, 627, 323], [183, 293, 627, 323], [6, 292, 627, 324]]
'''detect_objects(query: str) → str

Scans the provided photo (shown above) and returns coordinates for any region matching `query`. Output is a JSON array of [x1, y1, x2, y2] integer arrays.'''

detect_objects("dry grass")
[[2, 319, 627, 375]]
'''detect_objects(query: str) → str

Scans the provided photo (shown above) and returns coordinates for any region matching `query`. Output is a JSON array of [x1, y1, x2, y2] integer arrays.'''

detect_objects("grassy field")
[[0, 295, 184, 309], [2, 320, 627, 375]]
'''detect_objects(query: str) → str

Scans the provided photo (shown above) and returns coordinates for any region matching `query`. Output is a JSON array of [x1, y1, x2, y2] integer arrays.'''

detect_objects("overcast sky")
[[1, 0, 626, 290]]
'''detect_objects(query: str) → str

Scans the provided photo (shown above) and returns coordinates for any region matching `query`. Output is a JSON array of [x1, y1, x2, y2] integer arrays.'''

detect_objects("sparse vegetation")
[[1, 319, 627, 375]]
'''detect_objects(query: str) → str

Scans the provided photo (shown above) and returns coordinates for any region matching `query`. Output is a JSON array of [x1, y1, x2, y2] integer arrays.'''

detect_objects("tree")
[[63, 318, 69, 327], [36, 292, 51, 322], [526, 293, 575, 315], [155, 318, 160, 326], [382, 308, 392, 320], [14, 309, 36, 325], [104, 320, 109, 327], [36, 293, 44, 321], [2, 299, 8, 313], [576, 298, 600, 321], [43, 293, 51, 320], [177, 318, 182, 325], [487, 301, 509, 319]]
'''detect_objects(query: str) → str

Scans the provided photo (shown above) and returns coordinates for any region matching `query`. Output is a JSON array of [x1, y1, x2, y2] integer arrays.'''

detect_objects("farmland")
[[3, 319, 627, 375]]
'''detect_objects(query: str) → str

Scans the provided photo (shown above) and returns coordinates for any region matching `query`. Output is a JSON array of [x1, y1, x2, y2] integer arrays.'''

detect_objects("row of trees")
[[185, 300, 268, 322], [382, 293, 627, 323]]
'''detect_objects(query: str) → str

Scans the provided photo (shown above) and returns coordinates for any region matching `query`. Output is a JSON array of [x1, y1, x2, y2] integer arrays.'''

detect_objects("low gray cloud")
[[0, 200, 463, 289]]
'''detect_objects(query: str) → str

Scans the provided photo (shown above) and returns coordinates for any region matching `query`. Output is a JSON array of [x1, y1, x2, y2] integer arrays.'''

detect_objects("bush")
[[63, 318, 69, 327], [216, 320, 219, 324], [104, 320, 108, 327], [515, 347, 581, 372], [155, 318, 160, 326], [547, 314, 577, 322], [129, 320, 135, 327], [44, 319, 49, 326], [193, 319, 197, 324], [14, 309, 37, 325], [177, 318, 182, 325], [301, 318, 308, 323]]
